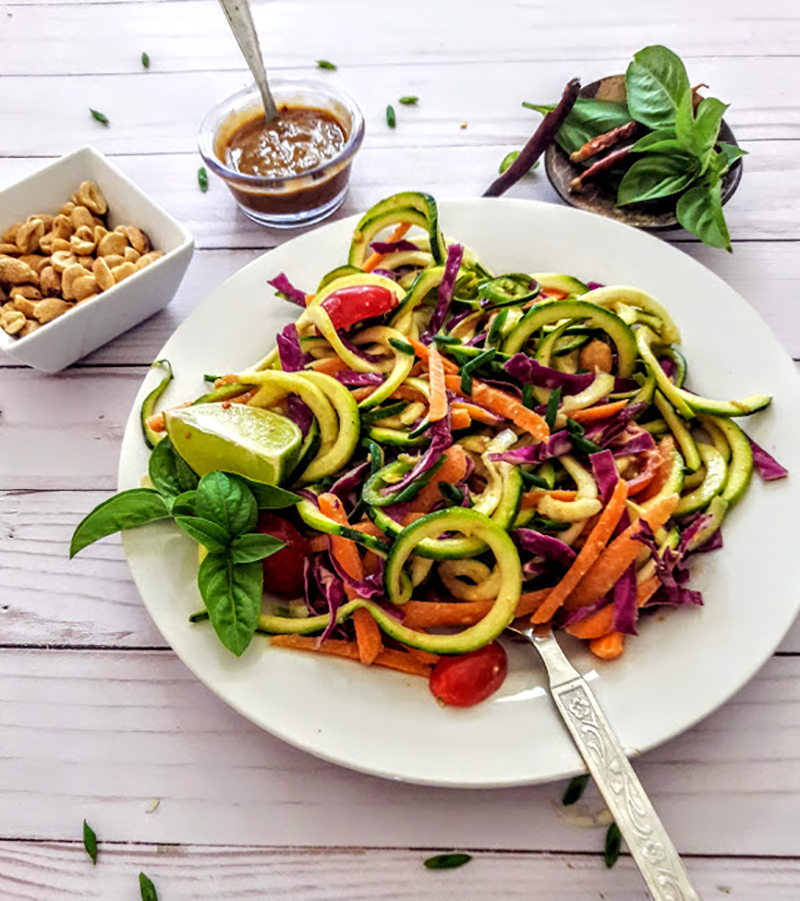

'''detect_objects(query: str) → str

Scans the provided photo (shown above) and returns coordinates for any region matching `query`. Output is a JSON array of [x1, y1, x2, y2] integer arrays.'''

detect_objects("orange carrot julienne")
[[589, 631, 625, 660], [307, 535, 328, 554], [638, 436, 676, 502], [408, 337, 459, 374], [408, 445, 468, 514], [401, 590, 549, 630], [451, 408, 471, 430], [565, 574, 662, 640], [145, 412, 166, 433], [352, 607, 383, 665], [452, 401, 501, 425], [564, 494, 679, 610], [270, 635, 432, 677], [428, 344, 447, 422], [405, 630, 440, 665], [520, 488, 578, 510], [318, 493, 363, 601], [304, 293, 315, 307], [361, 223, 411, 272], [445, 375, 549, 441], [531, 478, 629, 624], [569, 400, 630, 424], [311, 356, 348, 376], [351, 386, 376, 402]]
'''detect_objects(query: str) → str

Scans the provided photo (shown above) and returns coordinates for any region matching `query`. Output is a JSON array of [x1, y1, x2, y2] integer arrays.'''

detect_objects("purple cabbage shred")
[[421, 244, 464, 343], [268, 273, 307, 307]]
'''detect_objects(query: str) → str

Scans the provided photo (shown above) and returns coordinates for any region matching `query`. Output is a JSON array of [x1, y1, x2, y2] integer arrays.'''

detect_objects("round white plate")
[[120, 199, 800, 788]]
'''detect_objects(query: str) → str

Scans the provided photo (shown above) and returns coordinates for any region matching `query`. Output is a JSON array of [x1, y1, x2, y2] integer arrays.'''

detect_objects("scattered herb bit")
[[145, 798, 160, 813], [386, 105, 396, 128], [399, 96, 419, 106], [604, 822, 622, 868], [440, 482, 465, 507], [316, 59, 337, 70], [90, 109, 109, 127], [562, 773, 591, 806], [141, 51, 150, 69], [198, 166, 209, 193], [189, 610, 210, 623], [460, 121, 468, 129], [139, 872, 158, 901], [545, 386, 562, 432], [424, 853, 472, 870], [83, 820, 97, 865], [499, 151, 540, 176], [388, 337, 414, 355]]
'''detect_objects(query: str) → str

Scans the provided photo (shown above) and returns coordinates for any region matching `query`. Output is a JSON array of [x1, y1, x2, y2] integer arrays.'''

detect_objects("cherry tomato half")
[[320, 284, 397, 331], [429, 641, 508, 708], [257, 512, 307, 599]]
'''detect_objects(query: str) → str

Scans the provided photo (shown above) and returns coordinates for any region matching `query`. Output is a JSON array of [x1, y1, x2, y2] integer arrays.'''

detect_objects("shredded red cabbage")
[[465, 332, 488, 347], [370, 239, 419, 254], [610, 430, 655, 457], [383, 499, 413, 522], [296, 488, 320, 506], [586, 281, 605, 291], [505, 355, 595, 394], [632, 519, 707, 608], [313, 556, 347, 646], [446, 308, 476, 332], [692, 527, 723, 553], [371, 268, 400, 281], [559, 597, 610, 628], [384, 408, 453, 495], [276, 322, 311, 372], [611, 562, 638, 635], [659, 357, 676, 380], [586, 403, 646, 447], [328, 551, 388, 603], [421, 244, 464, 343], [334, 370, 385, 387], [489, 430, 572, 465], [339, 333, 389, 363], [286, 394, 313, 437], [330, 459, 371, 509], [747, 434, 789, 481], [590, 449, 619, 504], [522, 559, 547, 580], [515, 528, 576, 567], [268, 273, 307, 308]]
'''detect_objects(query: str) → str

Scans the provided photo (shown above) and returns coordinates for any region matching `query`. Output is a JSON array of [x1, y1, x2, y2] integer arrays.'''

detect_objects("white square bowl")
[[0, 146, 194, 373]]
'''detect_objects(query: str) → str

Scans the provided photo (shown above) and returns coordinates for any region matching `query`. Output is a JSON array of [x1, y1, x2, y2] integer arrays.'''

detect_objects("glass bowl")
[[198, 80, 365, 229]]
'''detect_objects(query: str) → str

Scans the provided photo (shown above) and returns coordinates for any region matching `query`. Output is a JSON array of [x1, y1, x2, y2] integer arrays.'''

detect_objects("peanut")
[[71, 225, 96, 256], [93, 225, 109, 244], [136, 250, 163, 270], [19, 319, 40, 338], [30, 213, 54, 231], [32, 297, 72, 324], [38, 232, 55, 255], [93, 257, 114, 291], [15, 218, 45, 254], [77, 255, 95, 270], [0, 255, 36, 285], [51, 250, 77, 274], [10, 284, 42, 301], [59, 201, 76, 217], [70, 205, 95, 231], [19, 254, 49, 275], [111, 261, 137, 284], [51, 238, 73, 255], [97, 231, 128, 257], [39, 266, 61, 297], [121, 226, 151, 254], [102, 254, 125, 269], [76, 181, 108, 216], [1, 309, 26, 335], [11, 296, 39, 318], [51, 214, 73, 241], [579, 339, 613, 374], [73, 274, 98, 302], [123, 246, 141, 264], [61, 264, 86, 300], [2, 223, 21, 244], [0, 243, 21, 256]]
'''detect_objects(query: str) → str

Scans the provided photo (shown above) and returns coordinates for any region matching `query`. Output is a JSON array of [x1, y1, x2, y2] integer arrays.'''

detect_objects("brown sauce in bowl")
[[224, 106, 347, 179]]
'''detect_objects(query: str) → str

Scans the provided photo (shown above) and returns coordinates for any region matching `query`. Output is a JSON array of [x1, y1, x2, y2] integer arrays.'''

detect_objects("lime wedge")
[[165, 404, 303, 486]]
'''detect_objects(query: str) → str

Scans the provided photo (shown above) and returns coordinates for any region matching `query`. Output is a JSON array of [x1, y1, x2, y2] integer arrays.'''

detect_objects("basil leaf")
[[717, 141, 747, 170], [631, 128, 681, 155], [625, 45, 690, 129], [70, 489, 171, 558], [676, 178, 731, 252], [139, 872, 158, 901], [175, 516, 231, 554], [229, 533, 285, 564], [617, 154, 698, 205], [148, 437, 198, 504], [523, 99, 630, 157], [196, 472, 257, 536], [424, 853, 472, 870], [562, 773, 590, 806], [691, 97, 729, 163], [171, 489, 198, 516], [83, 819, 97, 864], [674, 90, 695, 152], [198, 553, 262, 656], [236, 477, 300, 510], [604, 821, 622, 868]]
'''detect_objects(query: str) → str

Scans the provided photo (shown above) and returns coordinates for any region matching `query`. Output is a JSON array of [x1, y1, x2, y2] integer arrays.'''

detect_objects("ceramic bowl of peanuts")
[[0, 146, 193, 373]]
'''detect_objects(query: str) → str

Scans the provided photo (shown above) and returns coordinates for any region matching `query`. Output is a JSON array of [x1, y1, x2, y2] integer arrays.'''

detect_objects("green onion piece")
[[566, 417, 585, 436], [532, 517, 571, 532], [521, 384, 536, 411], [198, 167, 209, 193], [361, 401, 408, 424], [562, 773, 590, 806], [189, 610, 210, 623], [83, 820, 97, 864], [424, 853, 472, 870], [604, 822, 622, 869], [203, 374, 221, 382], [368, 440, 383, 477], [499, 150, 540, 176], [439, 483, 465, 507], [434, 335, 462, 347], [90, 109, 109, 126], [521, 470, 549, 489], [388, 337, 414, 355], [460, 370, 473, 395], [139, 872, 159, 901], [399, 96, 419, 106], [141, 51, 150, 69], [386, 105, 397, 128], [545, 386, 562, 431], [462, 348, 497, 374], [487, 308, 509, 347], [316, 60, 337, 70]]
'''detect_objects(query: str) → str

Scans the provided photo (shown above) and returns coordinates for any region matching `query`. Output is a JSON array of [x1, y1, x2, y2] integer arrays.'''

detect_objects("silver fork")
[[507, 622, 701, 901]]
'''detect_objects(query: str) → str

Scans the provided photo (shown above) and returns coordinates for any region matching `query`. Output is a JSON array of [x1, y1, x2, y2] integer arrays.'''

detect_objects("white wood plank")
[[5, 488, 799, 652], [0, 648, 799, 855], [1, 842, 799, 900]]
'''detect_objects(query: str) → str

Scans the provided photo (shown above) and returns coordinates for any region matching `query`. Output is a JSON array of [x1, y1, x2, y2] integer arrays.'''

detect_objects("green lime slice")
[[165, 404, 303, 486]]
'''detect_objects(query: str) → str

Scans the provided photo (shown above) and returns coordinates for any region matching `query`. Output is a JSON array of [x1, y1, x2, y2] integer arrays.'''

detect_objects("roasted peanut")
[[51, 214, 73, 241], [93, 257, 115, 291], [32, 297, 71, 324], [97, 231, 128, 257], [51, 238, 73, 255], [121, 225, 151, 254], [71, 225, 96, 256], [51, 250, 77, 274], [111, 261, 137, 284], [0, 243, 21, 256], [1, 309, 26, 335], [2, 223, 21, 244], [93, 225, 109, 244], [72, 274, 98, 302], [579, 339, 613, 374], [38, 232, 55, 255], [70, 205, 95, 231], [136, 250, 164, 270], [15, 218, 45, 254], [123, 246, 141, 264], [10, 284, 42, 301], [59, 201, 76, 217], [0, 255, 36, 285], [102, 254, 125, 269], [39, 266, 61, 297], [30, 213, 54, 231], [61, 263, 86, 300], [77, 255, 95, 270], [10, 296, 39, 318], [19, 254, 49, 275], [76, 181, 108, 216], [19, 319, 40, 338]]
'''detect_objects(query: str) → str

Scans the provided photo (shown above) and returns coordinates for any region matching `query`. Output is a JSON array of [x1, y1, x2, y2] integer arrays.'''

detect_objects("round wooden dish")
[[544, 76, 743, 230]]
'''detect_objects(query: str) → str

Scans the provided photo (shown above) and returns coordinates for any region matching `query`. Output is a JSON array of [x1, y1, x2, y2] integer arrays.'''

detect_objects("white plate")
[[120, 199, 800, 788]]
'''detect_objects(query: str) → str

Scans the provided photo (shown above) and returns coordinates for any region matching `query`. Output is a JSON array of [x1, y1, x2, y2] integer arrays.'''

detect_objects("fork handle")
[[550, 673, 700, 900]]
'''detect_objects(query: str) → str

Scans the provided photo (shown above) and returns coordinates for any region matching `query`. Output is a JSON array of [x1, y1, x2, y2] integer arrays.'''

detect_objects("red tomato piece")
[[320, 285, 397, 331], [429, 641, 508, 707], [256, 512, 307, 599]]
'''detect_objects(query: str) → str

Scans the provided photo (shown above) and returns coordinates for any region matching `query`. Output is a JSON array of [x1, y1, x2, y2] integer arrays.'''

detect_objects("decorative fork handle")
[[529, 628, 700, 901]]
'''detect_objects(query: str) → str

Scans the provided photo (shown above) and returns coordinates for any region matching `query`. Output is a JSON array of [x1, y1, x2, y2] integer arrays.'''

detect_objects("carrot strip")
[[145, 412, 166, 433], [402, 590, 550, 629], [453, 401, 502, 425], [563, 494, 678, 610], [318, 493, 364, 600], [428, 344, 448, 422], [589, 631, 625, 660], [569, 400, 630, 424], [352, 607, 383, 665], [405, 629, 441, 665], [351, 522, 385, 539], [638, 436, 676, 502], [445, 375, 549, 441], [361, 223, 412, 273], [408, 337, 459, 374], [408, 445, 468, 514], [520, 488, 578, 510], [531, 479, 629, 624], [451, 408, 471, 430], [566, 575, 661, 640], [391, 384, 430, 403], [351, 386, 376, 402], [373, 648, 433, 677], [311, 356, 348, 376], [270, 635, 431, 677], [516, 589, 552, 617], [308, 535, 328, 554], [304, 293, 315, 307]]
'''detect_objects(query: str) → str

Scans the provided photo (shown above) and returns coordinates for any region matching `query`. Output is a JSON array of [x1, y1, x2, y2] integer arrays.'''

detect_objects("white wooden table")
[[2, 1, 800, 896]]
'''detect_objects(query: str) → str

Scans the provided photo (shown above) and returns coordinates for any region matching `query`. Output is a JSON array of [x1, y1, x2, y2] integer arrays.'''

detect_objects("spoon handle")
[[531, 629, 700, 901], [217, 0, 279, 122]]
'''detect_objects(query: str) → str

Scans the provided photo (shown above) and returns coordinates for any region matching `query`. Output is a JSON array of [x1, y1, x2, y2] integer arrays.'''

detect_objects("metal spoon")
[[217, 0, 279, 123], [507, 622, 700, 901]]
